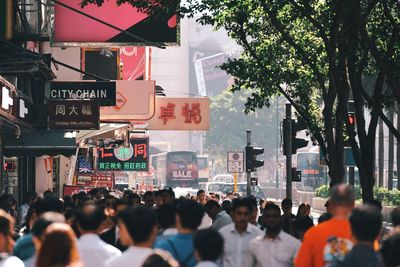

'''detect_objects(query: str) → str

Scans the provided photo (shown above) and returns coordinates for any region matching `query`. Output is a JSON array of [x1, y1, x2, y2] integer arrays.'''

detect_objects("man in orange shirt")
[[294, 184, 355, 267]]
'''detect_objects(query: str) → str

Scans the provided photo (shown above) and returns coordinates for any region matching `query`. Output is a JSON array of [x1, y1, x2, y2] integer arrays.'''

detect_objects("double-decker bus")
[[197, 155, 210, 183], [296, 152, 327, 191], [151, 151, 199, 188]]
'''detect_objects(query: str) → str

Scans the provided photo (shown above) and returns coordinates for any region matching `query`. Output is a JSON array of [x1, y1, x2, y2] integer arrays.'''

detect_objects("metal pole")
[[285, 104, 292, 199], [233, 172, 238, 193], [246, 130, 251, 197], [349, 166, 355, 186], [276, 97, 279, 189]]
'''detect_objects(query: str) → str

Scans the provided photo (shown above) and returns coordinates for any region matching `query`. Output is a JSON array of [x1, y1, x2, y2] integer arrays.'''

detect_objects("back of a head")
[[281, 198, 293, 207], [330, 183, 355, 206], [76, 204, 106, 232], [31, 212, 66, 239], [177, 200, 204, 230], [349, 205, 382, 242], [36, 223, 80, 267], [194, 229, 224, 262], [391, 206, 400, 226], [142, 250, 179, 267], [36, 196, 64, 216], [381, 231, 400, 267], [117, 206, 157, 243], [204, 200, 221, 211], [157, 204, 176, 230], [0, 209, 14, 237]]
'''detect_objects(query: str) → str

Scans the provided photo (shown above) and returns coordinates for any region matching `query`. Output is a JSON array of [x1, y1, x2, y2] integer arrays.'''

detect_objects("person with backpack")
[[155, 200, 204, 267]]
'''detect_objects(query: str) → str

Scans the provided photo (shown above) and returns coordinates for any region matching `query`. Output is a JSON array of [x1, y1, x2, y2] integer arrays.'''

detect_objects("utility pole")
[[246, 130, 251, 197], [285, 104, 292, 199], [276, 97, 279, 189]]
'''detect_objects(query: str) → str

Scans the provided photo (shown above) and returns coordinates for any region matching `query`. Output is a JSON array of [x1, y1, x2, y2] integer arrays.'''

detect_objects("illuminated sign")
[[98, 137, 149, 171], [77, 173, 114, 188]]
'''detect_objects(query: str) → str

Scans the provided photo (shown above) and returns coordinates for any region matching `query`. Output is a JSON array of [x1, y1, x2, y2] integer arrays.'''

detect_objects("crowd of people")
[[0, 184, 399, 267]]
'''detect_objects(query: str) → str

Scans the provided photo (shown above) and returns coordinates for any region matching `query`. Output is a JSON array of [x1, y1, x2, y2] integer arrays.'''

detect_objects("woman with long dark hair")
[[35, 223, 83, 267]]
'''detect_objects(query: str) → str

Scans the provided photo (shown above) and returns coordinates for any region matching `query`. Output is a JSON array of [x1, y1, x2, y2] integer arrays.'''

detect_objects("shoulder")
[[219, 223, 234, 234], [280, 231, 301, 247], [248, 224, 263, 235], [103, 242, 122, 255], [154, 236, 174, 250], [1, 256, 25, 267], [105, 253, 127, 267]]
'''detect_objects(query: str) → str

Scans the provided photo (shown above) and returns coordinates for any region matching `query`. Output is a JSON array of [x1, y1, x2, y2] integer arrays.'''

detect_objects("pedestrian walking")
[[204, 200, 232, 231], [194, 229, 224, 267]]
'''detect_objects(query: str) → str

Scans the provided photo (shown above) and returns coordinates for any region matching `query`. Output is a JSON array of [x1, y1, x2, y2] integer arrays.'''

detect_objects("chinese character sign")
[[48, 100, 100, 130], [149, 98, 210, 130], [98, 138, 149, 171]]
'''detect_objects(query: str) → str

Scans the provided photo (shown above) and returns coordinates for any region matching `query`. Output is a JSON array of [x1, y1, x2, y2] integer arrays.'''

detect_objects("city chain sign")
[[47, 81, 116, 106]]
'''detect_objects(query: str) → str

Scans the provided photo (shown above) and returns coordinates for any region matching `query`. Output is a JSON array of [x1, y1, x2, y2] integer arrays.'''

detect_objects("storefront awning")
[[4, 131, 77, 157]]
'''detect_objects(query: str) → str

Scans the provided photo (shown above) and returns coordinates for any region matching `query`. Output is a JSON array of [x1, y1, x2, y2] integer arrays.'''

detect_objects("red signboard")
[[63, 185, 88, 196], [77, 173, 114, 188], [53, 0, 178, 46]]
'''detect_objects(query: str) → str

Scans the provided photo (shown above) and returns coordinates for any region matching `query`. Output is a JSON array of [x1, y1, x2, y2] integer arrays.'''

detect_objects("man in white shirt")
[[219, 198, 263, 267], [243, 204, 301, 267], [106, 206, 158, 267], [76, 204, 121, 267], [204, 200, 233, 231]]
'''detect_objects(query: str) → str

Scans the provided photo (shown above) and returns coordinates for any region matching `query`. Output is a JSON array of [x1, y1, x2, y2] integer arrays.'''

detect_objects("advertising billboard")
[[52, 0, 178, 46]]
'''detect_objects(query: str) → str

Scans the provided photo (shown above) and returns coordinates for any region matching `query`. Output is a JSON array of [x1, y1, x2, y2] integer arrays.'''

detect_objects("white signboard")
[[227, 151, 244, 173]]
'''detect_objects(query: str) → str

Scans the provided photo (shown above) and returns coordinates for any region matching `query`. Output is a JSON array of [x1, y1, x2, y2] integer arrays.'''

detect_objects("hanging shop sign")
[[100, 80, 155, 122], [76, 172, 114, 188], [48, 100, 100, 130], [52, 0, 178, 46], [77, 148, 94, 174], [98, 137, 149, 171], [147, 98, 210, 130], [47, 81, 116, 106]]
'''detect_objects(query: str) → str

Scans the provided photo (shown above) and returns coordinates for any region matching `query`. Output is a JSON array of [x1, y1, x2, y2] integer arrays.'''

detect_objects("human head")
[[349, 205, 382, 243], [247, 196, 258, 224], [76, 204, 106, 234], [263, 204, 282, 233], [391, 206, 400, 227], [194, 229, 224, 262], [36, 196, 64, 216], [231, 198, 253, 231], [281, 198, 293, 215], [197, 190, 206, 204], [154, 191, 163, 207], [364, 199, 382, 212], [144, 191, 155, 208], [114, 199, 131, 215], [204, 200, 222, 221], [221, 200, 232, 215], [0, 209, 15, 253], [160, 188, 175, 205], [381, 232, 400, 267], [296, 203, 311, 218], [329, 183, 355, 217], [24, 192, 37, 205], [117, 206, 158, 247], [36, 223, 80, 267], [31, 212, 66, 251], [157, 204, 176, 230], [142, 250, 179, 267], [123, 190, 141, 206], [176, 200, 204, 231]]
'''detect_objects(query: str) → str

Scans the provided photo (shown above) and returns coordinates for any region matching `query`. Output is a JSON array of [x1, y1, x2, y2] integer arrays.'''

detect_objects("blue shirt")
[[154, 233, 196, 267]]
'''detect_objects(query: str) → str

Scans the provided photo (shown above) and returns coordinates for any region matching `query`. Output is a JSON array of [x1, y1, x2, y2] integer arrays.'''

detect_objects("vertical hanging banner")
[[98, 137, 149, 171], [77, 148, 94, 174]]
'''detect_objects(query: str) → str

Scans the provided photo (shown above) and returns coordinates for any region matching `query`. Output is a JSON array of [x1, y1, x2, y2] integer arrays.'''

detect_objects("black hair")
[[154, 191, 161, 197], [391, 206, 400, 226], [113, 198, 132, 209], [144, 191, 155, 198], [364, 199, 382, 212], [76, 205, 106, 231], [142, 250, 178, 267], [381, 232, 400, 267], [232, 198, 253, 212], [36, 196, 64, 216], [263, 203, 281, 215], [197, 190, 205, 196], [194, 229, 224, 262], [161, 187, 175, 198], [221, 200, 232, 214], [177, 200, 203, 230], [204, 200, 221, 211], [117, 206, 157, 243], [157, 204, 176, 230], [31, 212, 65, 239], [281, 198, 293, 206], [349, 205, 382, 242]]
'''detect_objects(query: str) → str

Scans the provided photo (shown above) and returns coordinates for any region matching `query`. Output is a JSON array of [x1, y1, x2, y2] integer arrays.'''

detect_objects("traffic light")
[[347, 100, 356, 126], [292, 167, 301, 182], [283, 118, 309, 155], [245, 146, 264, 172]]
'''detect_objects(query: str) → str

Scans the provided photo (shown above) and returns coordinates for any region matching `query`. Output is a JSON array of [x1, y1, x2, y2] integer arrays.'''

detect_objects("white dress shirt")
[[77, 233, 121, 267], [243, 231, 301, 267], [219, 223, 263, 267], [105, 246, 153, 267], [195, 261, 219, 267], [0, 255, 25, 267]]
